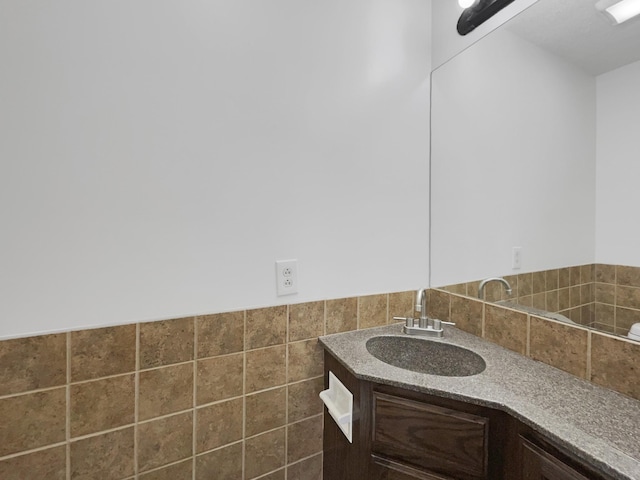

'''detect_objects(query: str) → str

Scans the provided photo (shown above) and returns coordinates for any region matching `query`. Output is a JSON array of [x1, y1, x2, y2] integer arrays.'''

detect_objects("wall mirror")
[[430, 0, 640, 340]]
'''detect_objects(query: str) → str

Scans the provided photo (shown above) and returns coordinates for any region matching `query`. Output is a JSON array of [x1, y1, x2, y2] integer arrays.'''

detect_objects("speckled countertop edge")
[[318, 323, 640, 480]]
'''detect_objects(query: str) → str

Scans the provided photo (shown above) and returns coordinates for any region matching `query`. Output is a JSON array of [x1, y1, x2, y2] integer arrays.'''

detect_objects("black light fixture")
[[457, 0, 516, 35]]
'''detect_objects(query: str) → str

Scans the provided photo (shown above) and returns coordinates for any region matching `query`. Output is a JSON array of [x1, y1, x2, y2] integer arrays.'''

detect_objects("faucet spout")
[[416, 288, 429, 328], [478, 277, 512, 300]]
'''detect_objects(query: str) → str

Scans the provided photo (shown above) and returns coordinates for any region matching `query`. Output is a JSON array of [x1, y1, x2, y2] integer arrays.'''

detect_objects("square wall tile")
[[196, 353, 243, 405], [358, 294, 388, 329], [325, 297, 357, 334], [288, 377, 324, 423], [529, 317, 588, 379], [258, 470, 286, 480], [287, 453, 323, 480], [244, 427, 286, 479], [245, 387, 286, 437], [545, 269, 559, 291], [195, 442, 243, 480], [287, 415, 323, 464], [558, 288, 571, 311], [441, 283, 467, 295], [140, 317, 194, 369], [289, 301, 324, 342], [517, 295, 533, 307], [558, 268, 571, 289], [197, 311, 244, 358], [595, 264, 615, 284], [595, 284, 615, 305], [71, 324, 136, 382], [580, 264, 594, 284], [428, 290, 450, 322], [139, 363, 194, 421], [569, 266, 581, 286], [288, 339, 323, 383], [0, 388, 66, 457], [484, 305, 527, 355], [532, 293, 545, 311], [138, 412, 193, 473], [246, 306, 287, 350], [518, 273, 533, 296], [70, 427, 135, 480], [388, 291, 415, 323], [246, 345, 286, 393], [595, 303, 615, 326], [591, 333, 640, 401], [196, 398, 243, 453], [466, 281, 480, 299], [0, 333, 66, 396], [617, 265, 640, 288], [0, 445, 66, 480], [71, 374, 135, 437], [532, 271, 545, 294], [545, 290, 559, 313], [484, 282, 504, 302], [139, 459, 193, 480], [450, 295, 483, 337], [570, 286, 581, 308], [616, 286, 640, 310], [616, 307, 640, 332]]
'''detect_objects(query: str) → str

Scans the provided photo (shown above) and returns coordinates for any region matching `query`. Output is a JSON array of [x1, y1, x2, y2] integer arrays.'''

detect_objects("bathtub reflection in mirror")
[[430, 0, 640, 340]]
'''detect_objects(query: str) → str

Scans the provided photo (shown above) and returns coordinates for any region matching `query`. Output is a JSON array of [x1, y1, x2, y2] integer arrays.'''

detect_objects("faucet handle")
[[393, 317, 415, 327], [432, 319, 456, 330]]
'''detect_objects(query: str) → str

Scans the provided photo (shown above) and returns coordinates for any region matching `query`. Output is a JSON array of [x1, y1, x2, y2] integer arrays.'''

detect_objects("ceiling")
[[505, 0, 640, 75]]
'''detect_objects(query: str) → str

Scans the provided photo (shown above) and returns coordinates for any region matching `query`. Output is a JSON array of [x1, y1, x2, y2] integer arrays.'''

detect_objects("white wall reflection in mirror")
[[430, 0, 640, 337]]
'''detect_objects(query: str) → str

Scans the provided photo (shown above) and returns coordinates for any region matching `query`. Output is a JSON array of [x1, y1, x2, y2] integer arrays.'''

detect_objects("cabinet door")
[[371, 392, 490, 480], [521, 437, 591, 480]]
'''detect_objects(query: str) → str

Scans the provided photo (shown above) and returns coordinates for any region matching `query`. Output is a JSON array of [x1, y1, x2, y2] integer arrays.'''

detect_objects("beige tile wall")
[[3, 283, 638, 479], [441, 264, 640, 337], [0, 291, 414, 480], [428, 288, 640, 402]]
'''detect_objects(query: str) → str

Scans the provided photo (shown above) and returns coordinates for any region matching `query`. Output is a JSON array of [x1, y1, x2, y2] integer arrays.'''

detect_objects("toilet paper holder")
[[319, 371, 354, 443]]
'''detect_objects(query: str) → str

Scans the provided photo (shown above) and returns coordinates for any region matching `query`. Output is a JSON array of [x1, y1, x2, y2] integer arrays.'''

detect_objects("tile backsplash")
[[0, 291, 414, 480], [441, 263, 640, 337], [2, 280, 639, 479]]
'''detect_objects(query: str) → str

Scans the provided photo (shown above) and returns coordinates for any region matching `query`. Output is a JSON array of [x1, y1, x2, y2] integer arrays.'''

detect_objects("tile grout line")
[[192, 318, 198, 480], [242, 309, 247, 480], [284, 303, 290, 480], [134, 323, 140, 479], [66, 331, 71, 480]]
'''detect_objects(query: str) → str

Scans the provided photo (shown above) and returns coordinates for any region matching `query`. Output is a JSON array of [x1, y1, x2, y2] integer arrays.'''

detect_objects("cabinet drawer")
[[521, 436, 591, 480], [372, 392, 490, 480]]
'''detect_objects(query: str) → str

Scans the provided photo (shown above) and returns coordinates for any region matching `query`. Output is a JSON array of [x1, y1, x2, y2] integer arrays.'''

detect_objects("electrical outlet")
[[512, 247, 522, 269], [276, 259, 298, 296]]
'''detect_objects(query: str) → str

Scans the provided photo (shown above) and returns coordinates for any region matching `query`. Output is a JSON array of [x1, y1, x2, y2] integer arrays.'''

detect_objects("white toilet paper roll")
[[628, 323, 640, 341]]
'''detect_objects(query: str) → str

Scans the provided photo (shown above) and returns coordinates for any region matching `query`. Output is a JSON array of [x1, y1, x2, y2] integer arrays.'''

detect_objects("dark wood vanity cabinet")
[[369, 389, 499, 480], [517, 435, 613, 480], [323, 351, 615, 480]]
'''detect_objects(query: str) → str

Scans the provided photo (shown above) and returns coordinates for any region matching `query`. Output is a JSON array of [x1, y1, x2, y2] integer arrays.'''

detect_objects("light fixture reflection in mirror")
[[458, 0, 477, 8], [596, 0, 640, 24]]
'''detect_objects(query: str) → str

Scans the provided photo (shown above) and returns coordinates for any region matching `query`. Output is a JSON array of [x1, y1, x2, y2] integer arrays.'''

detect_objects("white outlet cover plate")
[[276, 259, 298, 296]]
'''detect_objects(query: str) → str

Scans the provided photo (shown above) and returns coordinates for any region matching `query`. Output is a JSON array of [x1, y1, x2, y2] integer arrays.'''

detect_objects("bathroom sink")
[[365, 336, 486, 377]]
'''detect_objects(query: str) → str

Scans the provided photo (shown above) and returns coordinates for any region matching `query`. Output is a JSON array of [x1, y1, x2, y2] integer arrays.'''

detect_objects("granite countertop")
[[318, 323, 640, 480]]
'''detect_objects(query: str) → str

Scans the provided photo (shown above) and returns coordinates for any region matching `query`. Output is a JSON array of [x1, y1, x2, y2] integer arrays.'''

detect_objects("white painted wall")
[[595, 59, 640, 266], [430, 29, 596, 287], [431, 0, 538, 70], [0, 0, 431, 339]]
